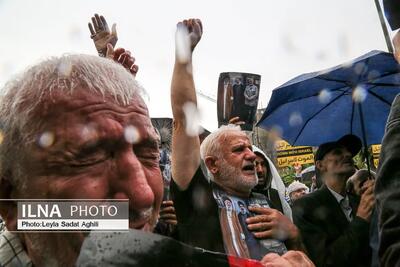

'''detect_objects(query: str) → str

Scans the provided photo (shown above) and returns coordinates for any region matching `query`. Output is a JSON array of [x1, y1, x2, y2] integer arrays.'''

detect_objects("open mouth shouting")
[[242, 162, 255, 175]]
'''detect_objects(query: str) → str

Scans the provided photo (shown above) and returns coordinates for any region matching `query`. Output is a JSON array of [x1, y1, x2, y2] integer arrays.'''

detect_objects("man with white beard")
[[170, 19, 305, 262]]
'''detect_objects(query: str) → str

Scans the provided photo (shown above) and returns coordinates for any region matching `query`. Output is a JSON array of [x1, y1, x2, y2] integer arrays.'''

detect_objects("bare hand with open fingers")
[[88, 13, 118, 57], [356, 179, 375, 221], [247, 206, 299, 241]]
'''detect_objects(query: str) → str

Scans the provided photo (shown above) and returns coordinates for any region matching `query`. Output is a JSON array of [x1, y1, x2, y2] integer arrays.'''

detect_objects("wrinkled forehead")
[[220, 131, 249, 146], [26, 86, 156, 145], [255, 154, 266, 163], [34, 85, 148, 117], [293, 188, 307, 193]]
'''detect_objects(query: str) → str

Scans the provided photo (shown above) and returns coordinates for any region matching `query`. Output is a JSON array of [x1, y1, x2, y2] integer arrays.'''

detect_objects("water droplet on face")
[[81, 124, 98, 141], [175, 24, 191, 64], [318, 89, 332, 104], [38, 132, 55, 148], [57, 60, 73, 77], [352, 86, 368, 103], [124, 126, 140, 144], [289, 112, 303, 126], [183, 102, 202, 137]]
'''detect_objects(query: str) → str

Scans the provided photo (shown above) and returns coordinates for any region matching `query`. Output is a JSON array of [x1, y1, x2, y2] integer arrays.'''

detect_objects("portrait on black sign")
[[217, 72, 261, 131]]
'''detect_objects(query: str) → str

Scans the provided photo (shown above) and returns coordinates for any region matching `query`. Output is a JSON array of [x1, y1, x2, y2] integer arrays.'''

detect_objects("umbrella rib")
[[293, 90, 347, 144], [314, 75, 350, 85], [366, 82, 400, 86], [270, 83, 350, 108], [366, 86, 394, 106], [317, 68, 400, 87], [365, 69, 400, 82]]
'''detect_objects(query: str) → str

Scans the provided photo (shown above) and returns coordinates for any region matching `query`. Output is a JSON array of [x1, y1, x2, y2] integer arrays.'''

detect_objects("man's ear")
[[0, 175, 18, 231], [315, 160, 325, 172], [204, 156, 219, 175]]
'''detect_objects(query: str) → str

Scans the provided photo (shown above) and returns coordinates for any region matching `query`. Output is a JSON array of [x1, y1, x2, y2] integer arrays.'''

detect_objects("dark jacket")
[[292, 186, 371, 267], [383, 0, 400, 30], [376, 94, 400, 266]]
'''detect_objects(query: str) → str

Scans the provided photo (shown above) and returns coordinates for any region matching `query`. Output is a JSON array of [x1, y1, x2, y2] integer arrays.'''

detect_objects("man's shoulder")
[[292, 187, 331, 216], [0, 230, 32, 266], [294, 187, 326, 205], [171, 165, 209, 192]]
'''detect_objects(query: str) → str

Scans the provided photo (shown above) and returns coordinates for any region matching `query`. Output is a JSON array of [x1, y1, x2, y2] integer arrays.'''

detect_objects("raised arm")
[[170, 19, 203, 190], [88, 13, 118, 57]]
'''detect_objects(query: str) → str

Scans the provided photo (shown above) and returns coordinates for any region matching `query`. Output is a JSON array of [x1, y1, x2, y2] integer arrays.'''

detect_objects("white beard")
[[216, 158, 258, 193]]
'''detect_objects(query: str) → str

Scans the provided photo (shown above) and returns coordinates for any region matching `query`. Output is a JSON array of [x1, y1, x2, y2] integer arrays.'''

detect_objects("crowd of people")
[[0, 7, 399, 267]]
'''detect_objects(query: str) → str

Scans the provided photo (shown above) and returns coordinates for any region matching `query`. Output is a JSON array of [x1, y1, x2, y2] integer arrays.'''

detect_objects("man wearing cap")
[[292, 134, 375, 267], [287, 181, 308, 206]]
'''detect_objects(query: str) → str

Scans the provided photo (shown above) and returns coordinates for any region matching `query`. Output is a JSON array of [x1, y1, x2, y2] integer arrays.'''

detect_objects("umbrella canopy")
[[257, 50, 400, 147]]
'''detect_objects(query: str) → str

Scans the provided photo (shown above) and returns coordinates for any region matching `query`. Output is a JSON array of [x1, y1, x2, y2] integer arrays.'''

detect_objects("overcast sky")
[[0, 0, 392, 130]]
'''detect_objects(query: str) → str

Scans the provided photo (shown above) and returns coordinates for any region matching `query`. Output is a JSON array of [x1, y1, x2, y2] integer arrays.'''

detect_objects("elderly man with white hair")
[[170, 18, 312, 265], [0, 53, 163, 266], [287, 181, 309, 205]]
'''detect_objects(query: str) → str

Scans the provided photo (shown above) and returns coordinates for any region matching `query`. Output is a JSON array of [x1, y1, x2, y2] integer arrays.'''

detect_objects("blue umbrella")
[[257, 50, 400, 151]]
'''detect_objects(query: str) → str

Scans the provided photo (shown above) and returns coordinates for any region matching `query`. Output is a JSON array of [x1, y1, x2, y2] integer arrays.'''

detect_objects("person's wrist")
[[175, 51, 193, 64]]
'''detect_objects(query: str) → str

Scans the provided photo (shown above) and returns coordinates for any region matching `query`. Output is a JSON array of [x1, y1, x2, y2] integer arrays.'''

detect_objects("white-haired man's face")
[[2, 86, 163, 266], [290, 188, 307, 202], [209, 132, 257, 197]]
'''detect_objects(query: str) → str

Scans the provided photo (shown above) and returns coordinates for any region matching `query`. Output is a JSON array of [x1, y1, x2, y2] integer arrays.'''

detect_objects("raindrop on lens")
[[354, 62, 366, 75], [270, 125, 283, 139], [318, 89, 331, 104], [124, 126, 140, 144], [289, 112, 303, 126], [38, 132, 55, 148], [57, 60, 73, 77], [183, 102, 202, 137], [175, 24, 191, 64], [367, 70, 380, 80], [342, 60, 354, 69], [81, 124, 98, 141], [353, 86, 367, 103]]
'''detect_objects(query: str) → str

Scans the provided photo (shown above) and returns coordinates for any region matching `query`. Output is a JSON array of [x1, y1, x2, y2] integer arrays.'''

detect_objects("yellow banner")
[[277, 154, 315, 168], [371, 144, 381, 155], [275, 140, 314, 168], [371, 144, 381, 168], [373, 159, 379, 169]]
